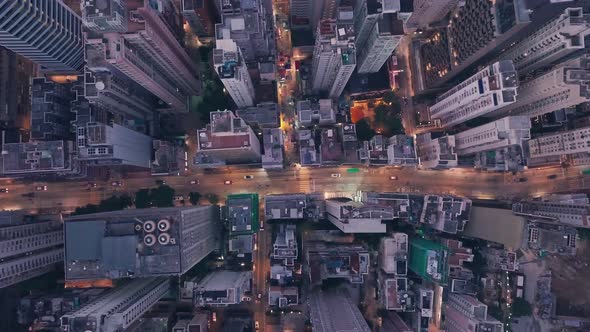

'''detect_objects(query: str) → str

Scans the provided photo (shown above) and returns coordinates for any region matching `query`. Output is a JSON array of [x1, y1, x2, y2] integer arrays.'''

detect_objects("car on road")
[[547, 174, 558, 180], [35, 185, 47, 191], [224, 180, 232, 185], [189, 179, 199, 185], [255, 321, 260, 330], [87, 182, 97, 188], [0, 188, 9, 193], [258, 293, 262, 300], [331, 173, 341, 178], [390, 176, 398, 180], [403, 97, 409, 105], [155, 179, 166, 185], [212, 312, 217, 322], [517, 177, 528, 182], [111, 181, 122, 187], [244, 175, 254, 180], [174, 195, 184, 201], [241, 296, 252, 302]]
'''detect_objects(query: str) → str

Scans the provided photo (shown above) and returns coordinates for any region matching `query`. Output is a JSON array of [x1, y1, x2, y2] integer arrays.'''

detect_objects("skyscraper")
[[498, 7, 590, 77], [64, 206, 221, 281], [60, 277, 170, 332], [81, 0, 128, 32], [213, 41, 256, 108], [30, 77, 75, 141], [454, 116, 531, 156], [0, 211, 64, 288], [308, 289, 371, 332], [357, 13, 404, 73], [0, 0, 84, 73], [525, 126, 590, 161], [494, 54, 590, 118], [428, 61, 519, 128], [405, 0, 458, 31], [83, 2, 201, 112], [0, 47, 34, 129], [311, 15, 357, 98]]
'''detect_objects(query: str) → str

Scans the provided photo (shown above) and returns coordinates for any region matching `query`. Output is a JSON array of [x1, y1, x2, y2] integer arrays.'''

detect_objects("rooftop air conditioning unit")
[[144, 234, 156, 246], [143, 220, 156, 233], [157, 219, 170, 232]]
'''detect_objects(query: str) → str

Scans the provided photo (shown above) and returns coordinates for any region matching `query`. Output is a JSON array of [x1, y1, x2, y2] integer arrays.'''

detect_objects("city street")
[[0, 164, 586, 213]]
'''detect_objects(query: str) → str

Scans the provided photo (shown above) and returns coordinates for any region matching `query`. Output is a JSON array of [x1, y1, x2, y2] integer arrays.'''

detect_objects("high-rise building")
[[60, 277, 170, 332], [0, 140, 75, 176], [405, 0, 458, 30], [311, 16, 357, 98], [216, 0, 271, 62], [0, 211, 63, 288], [443, 294, 504, 332], [427, 0, 530, 89], [0, 0, 84, 73], [309, 289, 371, 332], [195, 110, 261, 166], [76, 122, 152, 170], [64, 206, 221, 281], [0, 47, 34, 129], [498, 8, 590, 77], [494, 54, 590, 118], [513, 197, 590, 228], [357, 13, 404, 74], [81, 0, 128, 32], [526, 126, 590, 161], [428, 61, 519, 128], [30, 77, 74, 141], [182, 0, 218, 38], [83, 69, 156, 122], [416, 133, 457, 169], [84, 2, 201, 112], [454, 116, 531, 156], [213, 41, 255, 108]]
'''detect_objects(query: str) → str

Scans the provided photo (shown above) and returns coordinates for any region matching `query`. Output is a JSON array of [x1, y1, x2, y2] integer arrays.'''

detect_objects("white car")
[[174, 195, 184, 201], [244, 175, 254, 180], [255, 321, 260, 330], [331, 173, 341, 178], [242, 296, 252, 302]]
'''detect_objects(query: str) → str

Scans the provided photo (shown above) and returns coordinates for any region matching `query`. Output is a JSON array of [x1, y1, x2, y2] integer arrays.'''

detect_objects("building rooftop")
[[308, 289, 371, 332], [464, 206, 525, 250], [296, 130, 320, 166], [198, 111, 254, 150], [1, 140, 72, 175], [420, 195, 472, 234], [526, 220, 577, 255], [320, 128, 344, 164], [262, 128, 284, 169], [265, 193, 325, 221], [196, 270, 252, 292], [380, 233, 409, 275], [361, 192, 425, 224], [408, 238, 449, 285], [306, 242, 370, 285], [236, 102, 280, 128], [297, 99, 337, 127], [227, 194, 259, 235], [151, 140, 183, 175], [64, 206, 219, 280]]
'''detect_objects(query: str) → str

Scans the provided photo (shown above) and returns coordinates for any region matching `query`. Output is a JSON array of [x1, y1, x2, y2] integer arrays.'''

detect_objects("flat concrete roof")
[[463, 206, 526, 250]]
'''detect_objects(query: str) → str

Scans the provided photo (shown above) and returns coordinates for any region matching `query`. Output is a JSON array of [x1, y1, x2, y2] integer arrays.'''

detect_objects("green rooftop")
[[226, 193, 259, 236], [408, 238, 449, 285]]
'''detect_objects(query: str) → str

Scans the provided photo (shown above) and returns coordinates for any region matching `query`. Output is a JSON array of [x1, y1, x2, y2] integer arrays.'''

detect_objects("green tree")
[[383, 90, 399, 105], [149, 185, 175, 208], [72, 194, 132, 216], [355, 118, 375, 141], [134, 189, 152, 208], [206, 193, 220, 205], [512, 298, 532, 317], [189, 192, 201, 206]]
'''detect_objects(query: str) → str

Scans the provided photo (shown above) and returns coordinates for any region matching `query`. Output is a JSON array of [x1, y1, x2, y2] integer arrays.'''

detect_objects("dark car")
[[518, 177, 527, 182], [547, 174, 558, 180], [0, 188, 8, 193]]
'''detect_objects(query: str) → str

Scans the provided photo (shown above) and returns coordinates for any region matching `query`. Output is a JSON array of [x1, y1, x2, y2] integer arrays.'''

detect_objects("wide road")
[[0, 164, 587, 212]]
